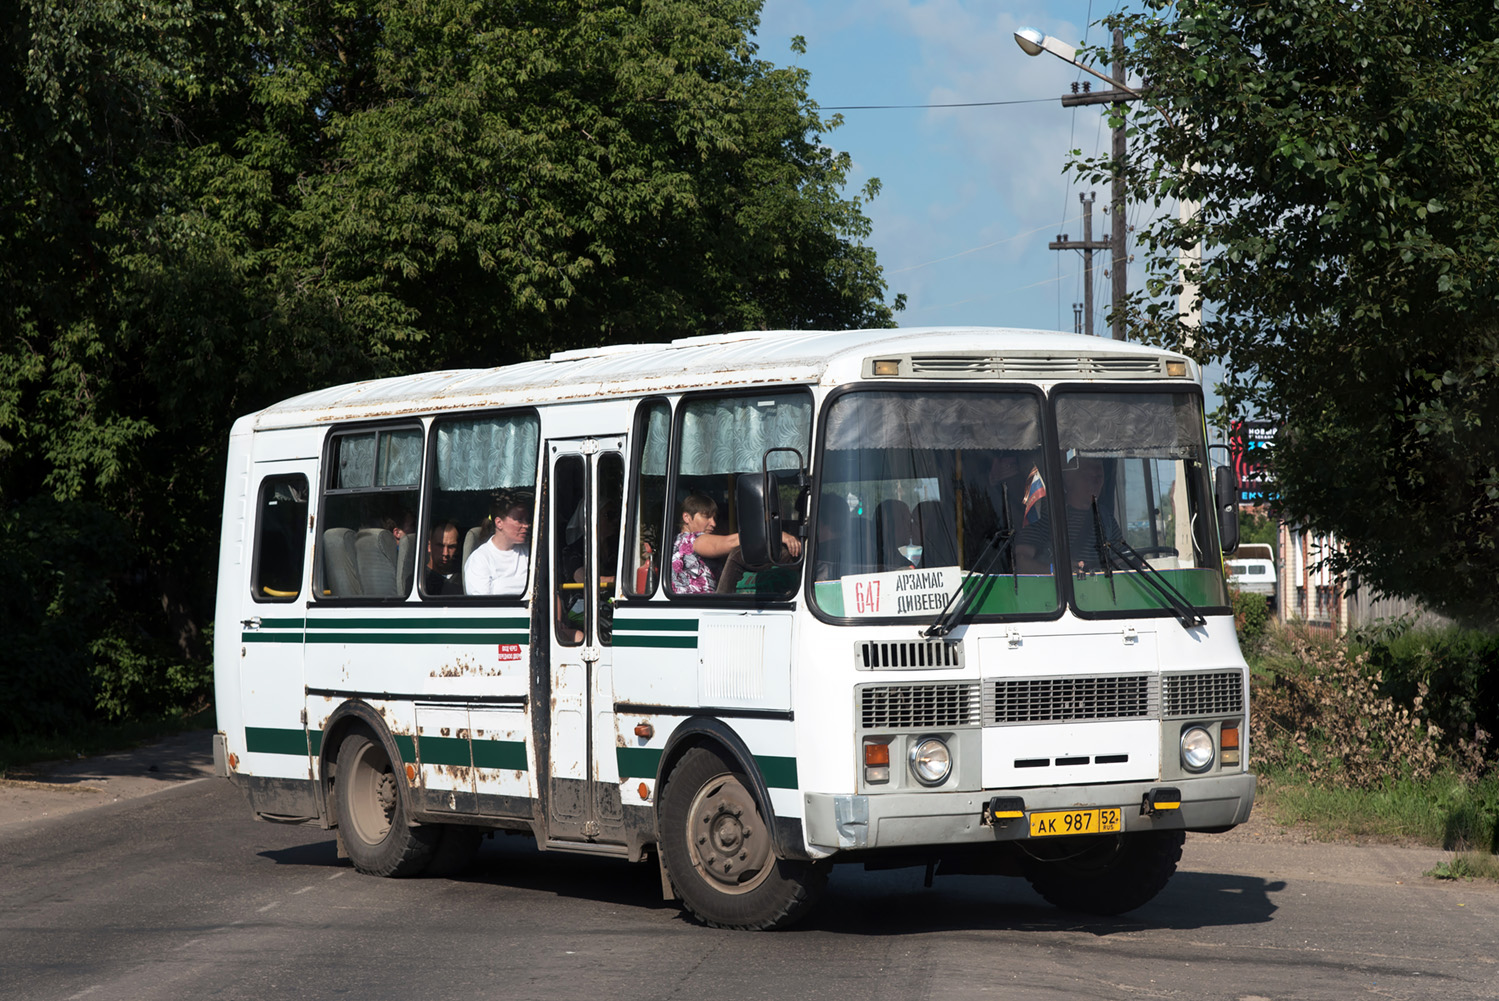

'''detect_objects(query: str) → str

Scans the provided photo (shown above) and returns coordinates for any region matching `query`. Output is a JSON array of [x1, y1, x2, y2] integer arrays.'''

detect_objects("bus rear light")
[[864, 739, 891, 784]]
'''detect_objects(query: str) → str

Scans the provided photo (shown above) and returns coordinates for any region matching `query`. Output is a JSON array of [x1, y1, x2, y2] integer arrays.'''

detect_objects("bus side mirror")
[[737, 449, 806, 567], [736, 473, 777, 567], [1214, 465, 1240, 556]]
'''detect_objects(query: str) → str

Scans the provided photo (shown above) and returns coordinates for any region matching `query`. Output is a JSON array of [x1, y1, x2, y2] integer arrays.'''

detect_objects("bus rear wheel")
[[659, 746, 826, 930], [335, 731, 439, 877], [1021, 828, 1184, 915]]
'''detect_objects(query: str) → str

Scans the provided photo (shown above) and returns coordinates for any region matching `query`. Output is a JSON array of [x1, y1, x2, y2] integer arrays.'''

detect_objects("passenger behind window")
[[424, 520, 462, 595], [464, 489, 533, 596], [672, 491, 803, 595]]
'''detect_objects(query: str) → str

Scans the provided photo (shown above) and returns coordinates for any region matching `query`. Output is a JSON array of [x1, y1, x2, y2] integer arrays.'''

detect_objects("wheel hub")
[[687, 775, 773, 893]]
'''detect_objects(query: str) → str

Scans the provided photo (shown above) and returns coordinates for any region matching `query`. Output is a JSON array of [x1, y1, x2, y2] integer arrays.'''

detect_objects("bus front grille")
[[1162, 671, 1244, 718], [856, 639, 964, 670], [986, 675, 1156, 724], [859, 683, 982, 730]]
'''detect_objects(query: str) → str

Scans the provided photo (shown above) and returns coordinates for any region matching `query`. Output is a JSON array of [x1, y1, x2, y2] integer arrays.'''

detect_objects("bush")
[[1250, 623, 1445, 788], [1356, 625, 1498, 769], [1231, 587, 1270, 654]]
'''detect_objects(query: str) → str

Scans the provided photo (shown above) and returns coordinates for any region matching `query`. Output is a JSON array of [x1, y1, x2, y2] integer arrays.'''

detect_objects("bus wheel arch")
[[654, 722, 827, 930], [319, 703, 439, 878]]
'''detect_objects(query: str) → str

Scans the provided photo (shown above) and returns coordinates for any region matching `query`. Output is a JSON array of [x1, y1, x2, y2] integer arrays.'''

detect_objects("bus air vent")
[[859, 683, 983, 730], [904, 353, 1169, 380], [856, 639, 964, 670], [986, 674, 1157, 725], [1162, 670, 1245, 718]]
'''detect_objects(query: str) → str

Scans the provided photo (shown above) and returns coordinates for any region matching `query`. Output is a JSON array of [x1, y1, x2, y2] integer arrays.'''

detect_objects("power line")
[[818, 98, 1052, 110]]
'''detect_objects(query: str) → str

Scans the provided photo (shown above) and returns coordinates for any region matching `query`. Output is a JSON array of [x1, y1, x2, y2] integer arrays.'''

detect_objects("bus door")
[[543, 437, 627, 843], [237, 456, 317, 785]]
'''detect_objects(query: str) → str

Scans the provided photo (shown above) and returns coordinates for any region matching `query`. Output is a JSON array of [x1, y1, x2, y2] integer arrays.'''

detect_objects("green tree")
[[1, 0, 900, 734], [1087, 0, 1499, 623]]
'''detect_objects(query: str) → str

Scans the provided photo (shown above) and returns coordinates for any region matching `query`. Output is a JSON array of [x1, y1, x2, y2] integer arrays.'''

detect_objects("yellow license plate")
[[1028, 807, 1122, 838]]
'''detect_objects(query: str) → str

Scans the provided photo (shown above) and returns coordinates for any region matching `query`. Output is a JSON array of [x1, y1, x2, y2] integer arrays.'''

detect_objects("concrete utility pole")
[[1049, 192, 1105, 338]]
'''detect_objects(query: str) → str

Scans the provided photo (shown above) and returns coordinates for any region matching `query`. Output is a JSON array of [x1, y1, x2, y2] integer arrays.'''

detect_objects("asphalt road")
[[2, 736, 1497, 1001]]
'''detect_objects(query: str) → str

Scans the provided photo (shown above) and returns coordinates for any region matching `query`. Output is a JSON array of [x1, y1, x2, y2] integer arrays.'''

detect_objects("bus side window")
[[320, 426, 423, 598], [624, 399, 670, 597], [426, 411, 540, 598], [252, 475, 309, 602], [668, 390, 811, 598]]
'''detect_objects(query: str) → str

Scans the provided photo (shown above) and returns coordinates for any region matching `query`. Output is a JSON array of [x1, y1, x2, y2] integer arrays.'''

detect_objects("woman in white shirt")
[[464, 489, 533, 596]]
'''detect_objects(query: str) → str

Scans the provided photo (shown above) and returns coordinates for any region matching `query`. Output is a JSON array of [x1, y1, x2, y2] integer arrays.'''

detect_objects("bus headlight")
[[909, 737, 952, 786], [1180, 726, 1215, 773]]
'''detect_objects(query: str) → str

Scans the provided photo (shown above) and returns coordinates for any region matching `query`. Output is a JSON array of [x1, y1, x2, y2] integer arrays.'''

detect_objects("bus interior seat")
[[462, 525, 485, 578], [355, 527, 399, 595], [911, 500, 959, 568], [322, 527, 363, 596], [395, 532, 417, 597]]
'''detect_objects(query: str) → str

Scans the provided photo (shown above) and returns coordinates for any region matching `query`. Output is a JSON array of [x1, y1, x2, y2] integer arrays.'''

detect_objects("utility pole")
[[1049, 192, 1105, 338], [1058, 29, 1136, 341]]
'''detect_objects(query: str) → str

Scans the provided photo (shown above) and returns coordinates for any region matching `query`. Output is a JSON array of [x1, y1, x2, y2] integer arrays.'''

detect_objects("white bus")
[[213, 327, 1254, 929]]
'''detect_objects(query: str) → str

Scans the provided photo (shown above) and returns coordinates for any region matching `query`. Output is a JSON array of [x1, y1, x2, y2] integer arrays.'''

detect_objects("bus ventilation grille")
[[986, 675, 1157, 725], [856, 639, 964, 670], [859, 683, 983, 730], [1162, 671, 1244, 718], [906, 353, 1168, 380]]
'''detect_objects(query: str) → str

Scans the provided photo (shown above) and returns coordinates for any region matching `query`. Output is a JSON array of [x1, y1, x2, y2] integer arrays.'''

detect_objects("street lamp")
[[1015, 27, 1198, 341], [1015, 27, 1133, 341]]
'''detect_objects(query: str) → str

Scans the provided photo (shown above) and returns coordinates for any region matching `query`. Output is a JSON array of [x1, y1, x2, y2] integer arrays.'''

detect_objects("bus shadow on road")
[[805, 867, 1284, 935], [256, 835, 1282, 934]]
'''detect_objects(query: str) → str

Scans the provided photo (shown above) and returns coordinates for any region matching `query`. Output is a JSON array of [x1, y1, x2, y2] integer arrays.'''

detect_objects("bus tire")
[[335, 730, 439, 877], [659, 746, 827, 930], [1021, 828, 1184, 915], [422, 825, 485, 877]]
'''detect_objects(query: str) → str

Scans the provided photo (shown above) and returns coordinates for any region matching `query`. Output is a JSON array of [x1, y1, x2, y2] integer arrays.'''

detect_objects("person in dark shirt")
[[1016, 457, 1120, 573], [424, 521, 462, 595]]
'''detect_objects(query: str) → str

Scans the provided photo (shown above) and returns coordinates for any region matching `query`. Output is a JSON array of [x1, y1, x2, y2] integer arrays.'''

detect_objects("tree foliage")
[[1085, 0, 1499, 623], [1, 0, 900, 734]]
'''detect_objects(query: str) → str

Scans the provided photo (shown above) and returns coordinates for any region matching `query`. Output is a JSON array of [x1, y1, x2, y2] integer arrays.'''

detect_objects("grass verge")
[[0, 704, 214, 778]]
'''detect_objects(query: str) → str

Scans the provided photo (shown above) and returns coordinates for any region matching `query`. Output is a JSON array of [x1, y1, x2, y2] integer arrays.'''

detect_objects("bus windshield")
[[810, 386, 1229, 621], [810, 388, 1059, 619], [1051, 389, 1229, 616]]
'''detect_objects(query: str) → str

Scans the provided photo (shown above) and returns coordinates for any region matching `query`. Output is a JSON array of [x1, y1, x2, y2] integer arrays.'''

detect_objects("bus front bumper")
[[803, 772, 1256, 853]]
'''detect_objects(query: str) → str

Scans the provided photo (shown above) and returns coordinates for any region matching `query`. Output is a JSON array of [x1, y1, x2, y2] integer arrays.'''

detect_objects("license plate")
[[1028, 807, 1122, 838]]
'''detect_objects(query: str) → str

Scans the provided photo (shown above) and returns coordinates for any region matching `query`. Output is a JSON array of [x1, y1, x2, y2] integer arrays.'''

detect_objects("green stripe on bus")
[[756, 755, 798, 789], [420, 735, 470, 767], [243, 633, 305, 643], [303, 633, 529, 645], [612, 618, 698, 632], [616, 746, 663, 779], [614, 747, 797, 789], [393, 734, 417, 761], [304, 617, 529, 630], [613, 634, 697, 649], [472, 739, 528, 771], [245, 726, 308, 756]]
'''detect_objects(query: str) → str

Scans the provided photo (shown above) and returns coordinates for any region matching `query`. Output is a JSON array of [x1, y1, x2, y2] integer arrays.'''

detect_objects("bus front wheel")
[[335, 730, 439, 877], [1021, 828, 1185, 915], [659, 746, 826, 930]]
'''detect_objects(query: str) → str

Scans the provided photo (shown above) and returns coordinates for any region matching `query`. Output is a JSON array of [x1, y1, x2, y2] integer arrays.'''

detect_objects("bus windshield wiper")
[[1090, 499, 1206, 629], [924, 486, 1015, 638]]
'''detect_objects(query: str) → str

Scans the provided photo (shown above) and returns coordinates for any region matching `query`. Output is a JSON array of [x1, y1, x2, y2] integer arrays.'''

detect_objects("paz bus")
[[212, 326, 1255, 929]]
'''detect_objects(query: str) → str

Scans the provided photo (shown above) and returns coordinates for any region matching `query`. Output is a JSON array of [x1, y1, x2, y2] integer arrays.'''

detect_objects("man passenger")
[[425, 520, 461, 595]]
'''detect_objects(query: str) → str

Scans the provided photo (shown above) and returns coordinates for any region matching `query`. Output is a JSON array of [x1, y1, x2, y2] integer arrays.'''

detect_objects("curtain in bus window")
[[436, 416, 540, 489], [822, 394, 1042, 451], [334, 434, 375, 488], [640, 407, 670, 477], [679, 395, 811, 474], [378, 429, 423, 485], [1055, 394, 1201, 458]]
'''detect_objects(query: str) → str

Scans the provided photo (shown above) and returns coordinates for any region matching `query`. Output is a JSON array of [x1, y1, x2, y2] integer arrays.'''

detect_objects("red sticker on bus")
[[497, 644, 522, 662]]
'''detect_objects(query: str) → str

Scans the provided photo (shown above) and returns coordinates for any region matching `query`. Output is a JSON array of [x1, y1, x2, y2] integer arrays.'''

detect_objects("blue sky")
[[757, 0, 1139, 335]]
